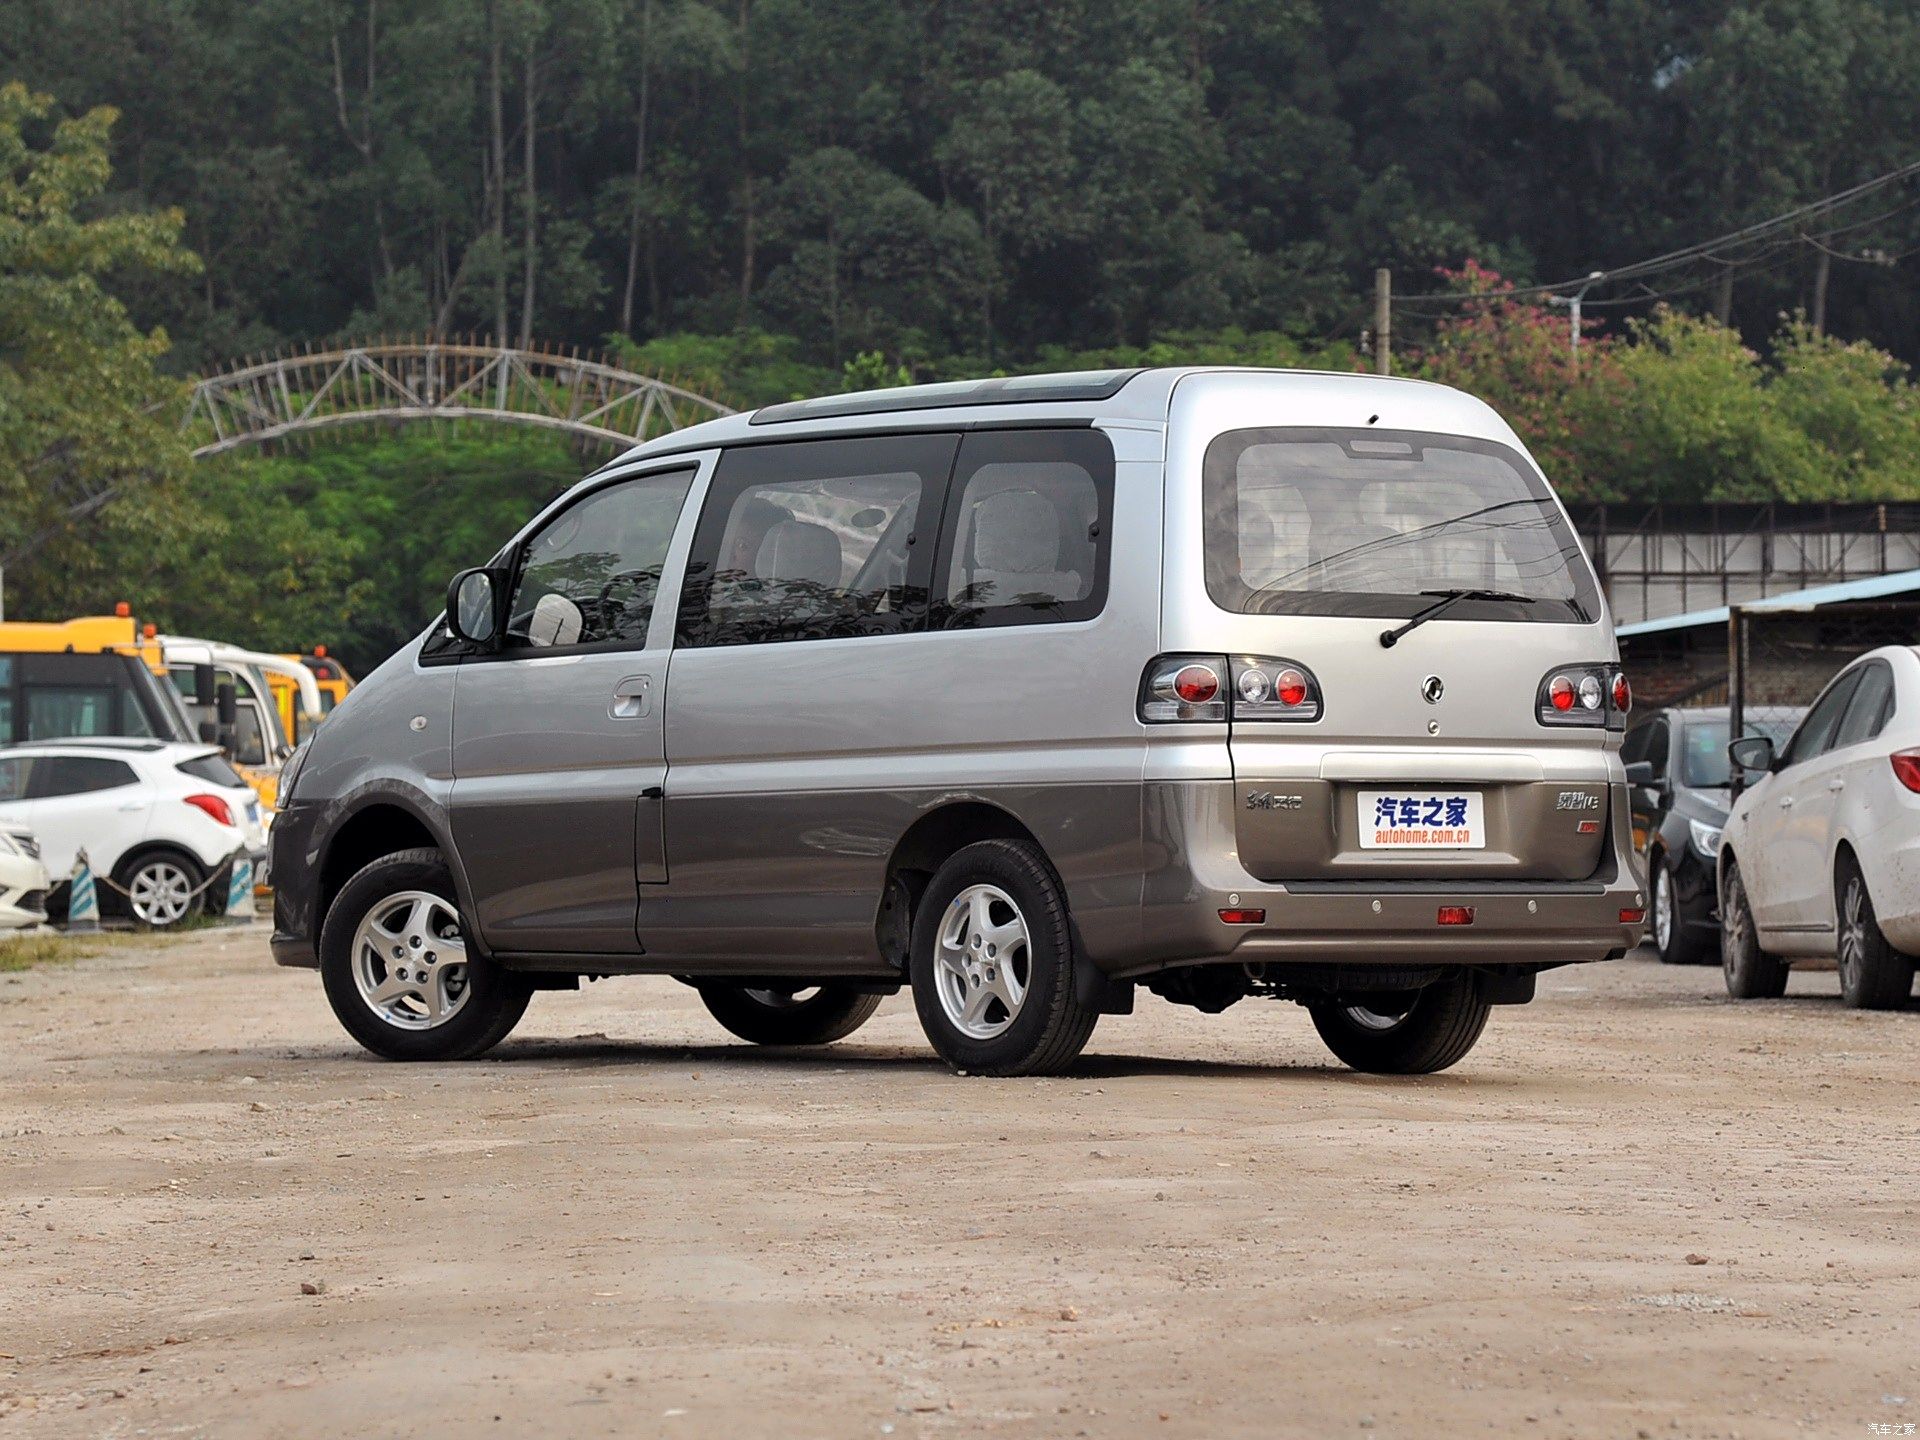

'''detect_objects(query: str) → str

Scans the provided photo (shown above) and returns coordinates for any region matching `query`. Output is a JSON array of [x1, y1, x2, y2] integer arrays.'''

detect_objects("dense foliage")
[[4, 0, 1918, 371], [4, 2, 1920, 669]]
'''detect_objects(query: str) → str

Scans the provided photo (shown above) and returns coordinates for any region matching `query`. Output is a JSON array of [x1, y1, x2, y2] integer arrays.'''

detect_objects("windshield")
[[1682, 716, 1802, 787], [1202, 428, 1599, 623]]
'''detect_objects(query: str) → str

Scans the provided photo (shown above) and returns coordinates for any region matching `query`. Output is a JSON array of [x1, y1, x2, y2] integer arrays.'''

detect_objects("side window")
[[24, 687, 117, 741], [505, 469, 696, 652], [1781, 669, 1864, 768], [0, 756, 32, 801], [1833, 662, 1894, 750], [936, 428, 1115, 628], [38, 756, 139, 797], [679, 433, 958, 648]]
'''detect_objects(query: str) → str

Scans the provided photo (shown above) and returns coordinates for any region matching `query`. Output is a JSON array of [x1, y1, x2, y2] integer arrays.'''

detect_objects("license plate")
[[1359, 790, 1485, 849]]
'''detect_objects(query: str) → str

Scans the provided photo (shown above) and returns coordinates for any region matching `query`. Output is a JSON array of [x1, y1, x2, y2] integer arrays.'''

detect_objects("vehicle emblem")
[[1555, 790, 1602, 812], [1422, 675, 1445, 705], [1245, 791, 1303, 812]]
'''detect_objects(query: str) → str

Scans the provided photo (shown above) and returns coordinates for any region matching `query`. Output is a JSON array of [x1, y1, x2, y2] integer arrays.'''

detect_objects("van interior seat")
[[756, 519, 844, 588], [968, 489, 1082, 603]]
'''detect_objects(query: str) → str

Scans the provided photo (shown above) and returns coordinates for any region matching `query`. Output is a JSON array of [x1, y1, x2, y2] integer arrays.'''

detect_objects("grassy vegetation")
[[0, 930, 151, 973]]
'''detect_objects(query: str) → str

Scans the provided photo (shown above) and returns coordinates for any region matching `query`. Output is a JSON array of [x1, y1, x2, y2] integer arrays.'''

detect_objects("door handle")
[[1828, 779, 1846, 792], [119, 801, 144, 812], [1778, 796, 1794, 809], [610, 674, 653, 719]]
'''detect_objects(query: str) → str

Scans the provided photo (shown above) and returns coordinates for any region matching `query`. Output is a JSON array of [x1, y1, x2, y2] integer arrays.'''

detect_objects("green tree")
[[0, 82, 199, 571]]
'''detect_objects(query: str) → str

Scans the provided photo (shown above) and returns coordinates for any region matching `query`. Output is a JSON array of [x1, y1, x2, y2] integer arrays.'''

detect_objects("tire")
[[698, 983, 883, 1045], [908, 839, 1097, 1077], [319, 848, 533, 1061], [1307, 972, 1491, 1074], [1650, 856, 1711, 965], [113, 847, 207, 929], [1836, 857, 1915, 1011], [1720, 856, 1788, 1000]]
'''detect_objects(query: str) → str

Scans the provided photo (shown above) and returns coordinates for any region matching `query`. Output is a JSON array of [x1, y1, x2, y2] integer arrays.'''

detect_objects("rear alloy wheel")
[[1720, 857, 1788, 1000], [117, 849, 206, 929], [910, 839, 1097, 1076], [1651, 859, 1711, 965], [1307, 972, 1491, 1074], [698, 983, 883, 1045], [320, 848, 533, 1061], [1836, 859, 1915, 1011]]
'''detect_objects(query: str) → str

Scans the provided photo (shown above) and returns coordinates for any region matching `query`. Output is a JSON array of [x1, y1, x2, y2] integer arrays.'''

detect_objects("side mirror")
[[1728, 735, 1775, 775], [1623, 761, 1657, 787], [193, 663, 218, 707], [446, 568, 504, 646]]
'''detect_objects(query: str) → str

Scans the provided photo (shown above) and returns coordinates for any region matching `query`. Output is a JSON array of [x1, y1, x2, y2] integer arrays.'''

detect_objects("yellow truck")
[[269, 648, 354, 746], [0, 610, 197, 746]]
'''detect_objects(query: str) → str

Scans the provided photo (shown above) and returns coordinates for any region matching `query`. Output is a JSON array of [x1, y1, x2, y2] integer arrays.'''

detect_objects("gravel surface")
[[1, 929, 1915, 1439]]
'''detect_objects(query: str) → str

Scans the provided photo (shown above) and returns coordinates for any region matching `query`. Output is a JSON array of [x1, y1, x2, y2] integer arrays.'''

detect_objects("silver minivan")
[[270, 368, 1645, 1075]]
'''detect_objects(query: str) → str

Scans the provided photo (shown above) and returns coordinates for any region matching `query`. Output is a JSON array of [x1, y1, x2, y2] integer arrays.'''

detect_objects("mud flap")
[[1075, 950, 1135, 1014], [1478, 970, 1537, 1006]]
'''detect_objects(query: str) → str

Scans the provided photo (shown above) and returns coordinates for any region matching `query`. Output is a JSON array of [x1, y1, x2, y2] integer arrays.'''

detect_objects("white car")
[[1719, 645, 1920, 1009], [0, 739, 266, 928], [0, 820, 50, 931]]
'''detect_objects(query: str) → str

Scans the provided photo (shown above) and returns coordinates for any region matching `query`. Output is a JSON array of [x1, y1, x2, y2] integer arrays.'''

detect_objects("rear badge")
[[1422, 675, 1445, 705], [1555, 791, 1602, 812], [1245, 791, 1303, 812]]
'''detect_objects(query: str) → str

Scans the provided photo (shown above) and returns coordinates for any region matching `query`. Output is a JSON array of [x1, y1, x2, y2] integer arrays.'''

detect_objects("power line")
[[1392, 157, 1920, 306]]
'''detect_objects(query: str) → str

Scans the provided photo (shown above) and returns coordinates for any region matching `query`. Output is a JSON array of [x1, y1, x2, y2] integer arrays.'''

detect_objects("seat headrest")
[[755, 519, 843, 588], [972, 490, 1060, 574]]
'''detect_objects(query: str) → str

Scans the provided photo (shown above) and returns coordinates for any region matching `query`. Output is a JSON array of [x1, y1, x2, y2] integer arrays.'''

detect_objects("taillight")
[[1437, 905, 1475, 926], [1538, 664, 1630, 730], [1140, 655, 1322, 724], [183, 792, 236, 827], [1228, 657, 1322, 722], [1891, 750, 1920, 793]]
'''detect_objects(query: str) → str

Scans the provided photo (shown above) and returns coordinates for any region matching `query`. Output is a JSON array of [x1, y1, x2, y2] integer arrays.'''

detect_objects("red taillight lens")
[[1549, 675, 1576, 711], [1437, 905, 1475, 926], [1619, 908, 1646, 925], [1891, 750, 1920, 793], [183, 792, 235, 828], [1218, 908, 1265, 925], [1612, 672, 1632, 714], [1274, 668, 1309, 707], [1173, 665, 1220, 704]]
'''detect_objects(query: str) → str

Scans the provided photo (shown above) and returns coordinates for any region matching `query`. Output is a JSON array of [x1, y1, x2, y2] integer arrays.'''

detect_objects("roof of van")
[[603, 365, 1483, 470]]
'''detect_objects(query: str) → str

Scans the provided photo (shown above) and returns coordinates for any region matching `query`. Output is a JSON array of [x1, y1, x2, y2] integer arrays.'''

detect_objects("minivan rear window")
[[1202, 428, 1600, 623]]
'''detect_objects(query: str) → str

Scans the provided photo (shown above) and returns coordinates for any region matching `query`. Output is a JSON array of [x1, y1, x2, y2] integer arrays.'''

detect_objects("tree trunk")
[[1811, 238, 1832, 336], [736, 0, 755, 323], [518, 43, 538, 351], [489, 3, 507, 344], [1713, 269, 1734, 327], [620, 0, 654, 338]]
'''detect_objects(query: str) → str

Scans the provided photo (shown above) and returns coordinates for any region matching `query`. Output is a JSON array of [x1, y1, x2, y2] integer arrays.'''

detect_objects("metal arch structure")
[[182, 338, 735, 458]]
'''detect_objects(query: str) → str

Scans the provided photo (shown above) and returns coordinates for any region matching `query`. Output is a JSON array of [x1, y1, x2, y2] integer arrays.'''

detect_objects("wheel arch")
[[316, 800, 447, 938], [876, 800, 1056, 968]]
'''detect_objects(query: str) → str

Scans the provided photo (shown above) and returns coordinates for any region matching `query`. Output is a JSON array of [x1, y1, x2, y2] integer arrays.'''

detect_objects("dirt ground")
[[1, 929, 1916, 1440]]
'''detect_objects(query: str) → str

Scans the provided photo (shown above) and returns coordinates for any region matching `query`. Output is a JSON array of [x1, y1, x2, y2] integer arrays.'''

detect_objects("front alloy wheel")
[[320, 849, 533, 1061]]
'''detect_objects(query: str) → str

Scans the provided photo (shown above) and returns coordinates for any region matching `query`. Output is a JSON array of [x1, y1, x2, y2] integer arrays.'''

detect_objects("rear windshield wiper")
[[1379, 589, 1536, 649]]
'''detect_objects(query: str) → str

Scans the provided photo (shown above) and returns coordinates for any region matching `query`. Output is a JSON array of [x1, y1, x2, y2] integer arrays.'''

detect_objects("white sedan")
[[1719, 645, 1920, 1008], [0, 821, 50, 931], [0, 739, 266, 928]]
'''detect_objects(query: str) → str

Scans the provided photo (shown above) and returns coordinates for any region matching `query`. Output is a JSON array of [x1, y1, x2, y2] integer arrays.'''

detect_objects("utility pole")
[[1549, 271, 1605, 371], [1374, 268, 1392, 376]]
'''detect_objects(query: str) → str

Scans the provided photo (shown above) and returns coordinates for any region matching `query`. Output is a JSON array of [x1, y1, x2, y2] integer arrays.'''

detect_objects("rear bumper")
[[1105, 779, 1645, 977]]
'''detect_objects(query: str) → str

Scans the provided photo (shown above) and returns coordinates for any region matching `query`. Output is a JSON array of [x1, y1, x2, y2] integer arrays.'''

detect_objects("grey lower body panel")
[[1117, 779, 1645, 979]]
